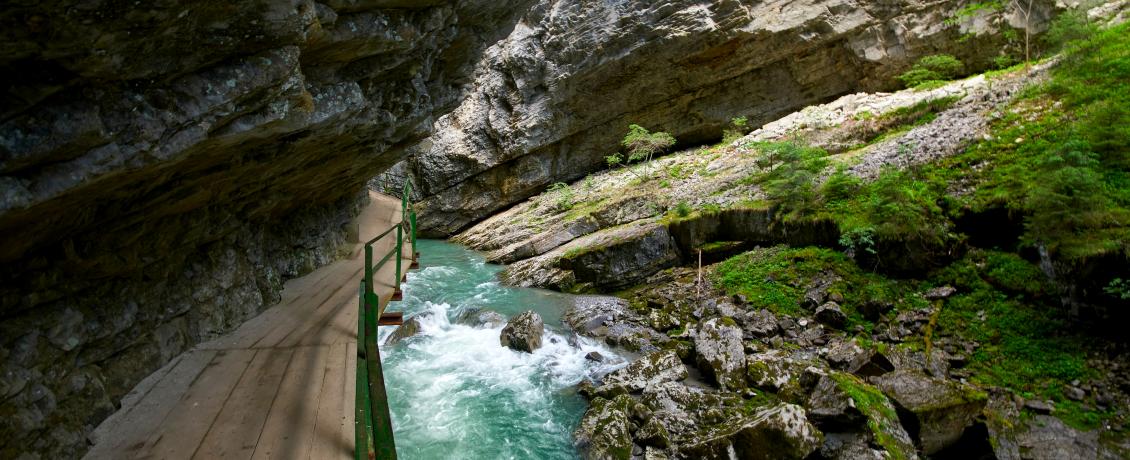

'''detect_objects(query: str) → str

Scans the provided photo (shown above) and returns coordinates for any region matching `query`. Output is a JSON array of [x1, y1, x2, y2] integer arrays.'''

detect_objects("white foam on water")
[[377, 240, 622, 459]]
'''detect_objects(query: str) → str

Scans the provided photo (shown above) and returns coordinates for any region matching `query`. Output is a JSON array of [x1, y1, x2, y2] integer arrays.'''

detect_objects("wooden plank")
[[134, 349, 257, 460], [251, 346, 329, 459], [275, 266, 362, 348], [316, 283, 366, 346], [193, 349, 293, 459], [309, 342, 349, 459], [85, 350, 217, 459], [341, 342, 358, 455]]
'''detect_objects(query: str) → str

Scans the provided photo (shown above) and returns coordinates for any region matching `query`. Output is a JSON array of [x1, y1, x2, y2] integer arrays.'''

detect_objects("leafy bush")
[[609, 124, 676, 179], [839, 226, 877, 259], [897, 54, 965, 88], [622, 124, 676, 163]]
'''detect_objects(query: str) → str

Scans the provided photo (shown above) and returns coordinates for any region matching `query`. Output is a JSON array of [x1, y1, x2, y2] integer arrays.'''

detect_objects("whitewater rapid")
[[376, 240, 623, 459]]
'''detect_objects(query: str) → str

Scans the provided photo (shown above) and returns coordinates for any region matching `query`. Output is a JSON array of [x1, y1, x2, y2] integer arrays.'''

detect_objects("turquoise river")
[[376, 240, 623, 459]]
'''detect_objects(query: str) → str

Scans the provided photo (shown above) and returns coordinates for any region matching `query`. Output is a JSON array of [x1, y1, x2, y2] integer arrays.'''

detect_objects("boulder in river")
[[500, 310, 544, 352], [383, 312, 433, 346], [456, 308, 507, 328]]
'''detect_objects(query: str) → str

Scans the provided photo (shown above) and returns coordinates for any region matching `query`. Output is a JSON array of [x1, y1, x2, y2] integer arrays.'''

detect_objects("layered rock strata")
[[0, 1, 530, 456]]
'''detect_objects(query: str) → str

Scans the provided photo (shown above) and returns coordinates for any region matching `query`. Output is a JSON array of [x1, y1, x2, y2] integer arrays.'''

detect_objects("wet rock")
[[586, 351, 607, 363], [678, 403, 822, 460], [694, 317, 746, 391], [598, 350, 687, 395], [566, 296, 631, 336], [574, 394, 634, 460], [384, 313, 433, 346], [500, 310, 544, 353], [873, 370, 988, 454], [455, 308, 507, 328], [815, 302, 847, 329]]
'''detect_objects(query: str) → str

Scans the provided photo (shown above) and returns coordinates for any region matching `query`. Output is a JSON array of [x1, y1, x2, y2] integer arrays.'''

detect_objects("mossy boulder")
[[574, 394, 635, 460], [694, 317, 747, 390], [807, 373, 918, 460], [677, 403, 823, 460], [745, 349, 824, 402], [873, 370, 987, 454], [599, 350, 687, 395]]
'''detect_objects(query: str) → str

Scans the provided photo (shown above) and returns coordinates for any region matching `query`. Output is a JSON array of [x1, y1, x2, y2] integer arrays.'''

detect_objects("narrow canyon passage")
[[84, 193, 411, 459]]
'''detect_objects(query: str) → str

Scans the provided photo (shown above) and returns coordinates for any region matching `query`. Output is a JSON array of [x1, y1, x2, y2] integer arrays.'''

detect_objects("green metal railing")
[[356, 182, 418, 460]]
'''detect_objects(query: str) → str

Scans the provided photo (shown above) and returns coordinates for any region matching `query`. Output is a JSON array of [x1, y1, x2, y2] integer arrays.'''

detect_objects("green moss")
[[829, 373, 911, 460], [931, 251, 1100, 429], [713, 246, 922, 323]]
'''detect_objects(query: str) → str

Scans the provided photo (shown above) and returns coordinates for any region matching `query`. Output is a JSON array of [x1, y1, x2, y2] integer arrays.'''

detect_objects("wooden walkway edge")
[[85, 192, 411, 460]]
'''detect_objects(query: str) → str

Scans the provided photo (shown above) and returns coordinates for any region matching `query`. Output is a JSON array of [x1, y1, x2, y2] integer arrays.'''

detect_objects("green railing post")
[[394, 225, 403, 291], [363, 288, 397, 459], [355, 182, 421, 460], [355, 281, 374, 460], [364, 245, 374, 298], [410, 210, 417, 259]]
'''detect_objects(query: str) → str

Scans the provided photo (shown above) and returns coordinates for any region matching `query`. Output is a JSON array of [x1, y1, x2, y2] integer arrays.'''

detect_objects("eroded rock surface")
[[0, 1, 532, 456], [396, 0, 1055, 236]]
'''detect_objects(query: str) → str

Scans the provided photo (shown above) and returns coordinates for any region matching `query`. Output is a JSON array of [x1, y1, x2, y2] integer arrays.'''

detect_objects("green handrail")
[[355, 181, 418, 460]]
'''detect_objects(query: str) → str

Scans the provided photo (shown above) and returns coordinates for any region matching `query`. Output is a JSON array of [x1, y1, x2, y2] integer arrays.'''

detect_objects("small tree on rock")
[[608, 124, 676, 179]]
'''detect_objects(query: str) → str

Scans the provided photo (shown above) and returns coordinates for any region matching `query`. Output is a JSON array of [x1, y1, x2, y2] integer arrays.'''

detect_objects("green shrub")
[[1043, 10, 1097, 52], [1105, 278, 1130, 300], [897, 54, 965, 88], [751, 141, 829, 220], [547, 182, 574, 211], [622, 124, 676, 163], [722, 116, 750, 144], [673, 201, 692, 217]]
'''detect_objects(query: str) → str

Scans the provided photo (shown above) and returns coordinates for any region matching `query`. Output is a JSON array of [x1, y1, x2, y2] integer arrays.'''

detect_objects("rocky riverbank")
[[564, 266, 1130, 459]]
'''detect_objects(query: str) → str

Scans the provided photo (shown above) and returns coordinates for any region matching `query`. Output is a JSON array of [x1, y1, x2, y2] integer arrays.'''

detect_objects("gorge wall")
[[0, 1, 532, 457], [390, 0, 1052, 236]]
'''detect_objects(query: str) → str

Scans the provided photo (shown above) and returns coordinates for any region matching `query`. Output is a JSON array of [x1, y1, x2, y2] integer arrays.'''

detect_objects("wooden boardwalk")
[[86, 192, 411, 460]]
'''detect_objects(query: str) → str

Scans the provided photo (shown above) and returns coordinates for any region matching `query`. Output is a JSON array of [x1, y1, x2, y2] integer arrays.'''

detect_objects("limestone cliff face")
[[0, 1, 530, 456], [394, 0, 1051, 236]]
